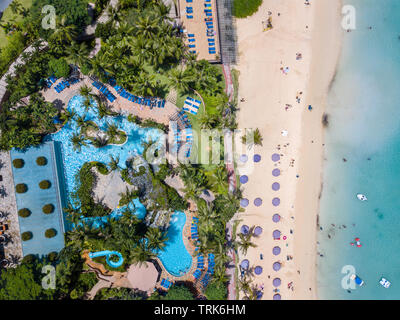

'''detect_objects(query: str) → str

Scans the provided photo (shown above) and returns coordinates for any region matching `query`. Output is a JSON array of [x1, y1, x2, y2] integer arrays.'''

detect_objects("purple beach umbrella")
[[273, 294, 281, 300], [273, 230, 281, 239], [240, 225, 249, 235], [240, 198, 249, 207], [254, 198, 263, 207], [272, 197, 280, 206], [239, 175, 248, 184], [272, 182, 280, 191], [272, 153, 280, 162], [240, 259, 249, 269], [256, 291, 263, 300], [253, 154, 261, 162], [273, 262, 281, 271], [239, 154, 248, 163], [254, 226, 263, 236], [272, 168, 281, 177], [272, 214, 281, 223], [273, 278, 281, 287], [254, 266, 263, 275], [273, 246, 281, 255]]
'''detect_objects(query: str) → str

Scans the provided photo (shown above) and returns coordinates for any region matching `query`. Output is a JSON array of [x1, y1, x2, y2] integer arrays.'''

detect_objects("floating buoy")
[[350, 242, 355, 246]]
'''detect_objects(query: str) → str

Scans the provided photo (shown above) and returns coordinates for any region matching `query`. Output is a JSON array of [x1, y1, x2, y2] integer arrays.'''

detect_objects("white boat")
[[379, 277, 391, 288], [350, 274, 364, 286], [357, 194, 368, 201]]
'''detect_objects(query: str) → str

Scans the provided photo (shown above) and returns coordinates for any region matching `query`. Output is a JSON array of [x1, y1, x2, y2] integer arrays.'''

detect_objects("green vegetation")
[[163, 284, 194, 300], [241, 128, 263, 148], [205, 281, 228, 300], [18, 208, 31, 218], [21, 231, 33, 241], [48, 57, 70, 78], [232, 0, 262, 18], [45, 228, 57, 238], [39, 180, 51, 189], [42, 204, 55, 214], [12, 158, 24, 168], [15, 183, 27, 193], [36, 156, 47, 166]]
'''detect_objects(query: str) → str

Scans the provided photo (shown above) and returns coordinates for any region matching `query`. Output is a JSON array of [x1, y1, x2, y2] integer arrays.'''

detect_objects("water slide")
[[88, 250, 124, 269]]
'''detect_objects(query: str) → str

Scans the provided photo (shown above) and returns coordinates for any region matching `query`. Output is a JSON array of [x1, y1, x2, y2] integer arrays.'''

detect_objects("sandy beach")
[[234, 0, 342, 299]]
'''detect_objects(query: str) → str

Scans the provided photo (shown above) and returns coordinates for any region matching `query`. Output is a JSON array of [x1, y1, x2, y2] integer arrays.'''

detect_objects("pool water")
[[44, 95, 162, 227], [158, 211, 193, 276]]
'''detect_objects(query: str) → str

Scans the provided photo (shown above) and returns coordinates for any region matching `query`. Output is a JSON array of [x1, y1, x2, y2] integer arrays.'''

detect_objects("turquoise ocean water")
[[317, 0, 400, 299]]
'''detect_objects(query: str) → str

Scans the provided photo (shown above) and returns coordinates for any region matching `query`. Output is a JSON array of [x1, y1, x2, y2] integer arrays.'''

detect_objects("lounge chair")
[[205, 3, 211, 7], [188, 44, 196, 48], [186, 0, 192, 2], [188, 38, 195, 42], [205, 12, 212, 16], [187, 15, 193, 19], [188, 33, 195, 37]]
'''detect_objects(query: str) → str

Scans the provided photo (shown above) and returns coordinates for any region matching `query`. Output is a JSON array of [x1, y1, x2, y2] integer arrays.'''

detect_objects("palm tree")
[[59, 109, 76, 125], [91, 136, 109, 148], [49, 16, 77, 45], [211, 166, 228, 192], [167, 68, 193, 93], [130, 242, 156, 266], [199, 112, 219, 129], [242, 128, 263, 148], [9, 0, 22, 14], [118, 186, 138, 207], [134, 14, 160, 40], [145, 228, 168, 251], [236, 232, 257, 255], [70, 132, 87, 152], [105, 123, 119, 140], [66, 41, 89, 68], [76, 115, 96, 133], [108, 155, 120, 171]]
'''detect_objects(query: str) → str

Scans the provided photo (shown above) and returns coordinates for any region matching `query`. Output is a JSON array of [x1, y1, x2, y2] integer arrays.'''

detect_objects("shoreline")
[[234, 0, 343, 299]]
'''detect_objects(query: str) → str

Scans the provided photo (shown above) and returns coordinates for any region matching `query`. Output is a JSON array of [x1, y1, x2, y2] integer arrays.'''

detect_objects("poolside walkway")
[[0, 151, 23, 264]]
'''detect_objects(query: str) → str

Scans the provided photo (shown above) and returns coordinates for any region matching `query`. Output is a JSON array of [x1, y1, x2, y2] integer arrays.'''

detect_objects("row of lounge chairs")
[[54, 78, 81, 93], [92, 81, 116, 102], [46, 75, 57, 88], [187, 5, 193, 18], [204, 5, 216, 54], [160, 278, 173, 290], [200, 254, 215, 287], [188, 34, 196, 54]]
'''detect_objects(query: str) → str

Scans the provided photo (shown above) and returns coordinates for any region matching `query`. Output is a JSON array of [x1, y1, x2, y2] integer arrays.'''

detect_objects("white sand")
[[234, 0, 342, 299]]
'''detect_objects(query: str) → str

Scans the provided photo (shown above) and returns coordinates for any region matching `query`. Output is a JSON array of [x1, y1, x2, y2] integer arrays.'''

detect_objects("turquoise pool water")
[[44, 95, 162, 227], [158, 211, 193, 277], [317, 0, 400, 299]]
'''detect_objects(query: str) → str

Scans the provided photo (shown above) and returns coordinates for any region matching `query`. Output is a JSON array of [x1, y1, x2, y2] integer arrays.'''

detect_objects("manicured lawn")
[[0, 0, 33, 49], [232, 0, 262, 18]]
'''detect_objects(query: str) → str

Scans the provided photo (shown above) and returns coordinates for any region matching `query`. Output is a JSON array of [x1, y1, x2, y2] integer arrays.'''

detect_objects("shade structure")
[[239, 154, 248, 163], [254, 198, 263, 206], [254, 266, 263, 275], [272, 153, 280, 162], [273, 230, 281, 239], [272, 168, 281, 177], [272, 214, 281, 222], [240, 225, 249, 234], [273, 262, 281, 271], [239, 175, 248, 184], [273, 246, 281, 255], [272, 182, 280, 191], [240, 198, 249, 207], [254, 154, 261, 162], [254, 226, 263, 236], [240, 259, 249, 269], [273, 293, 281, 300], [273, 278, 281, 287], [272, 197, 280, 206]]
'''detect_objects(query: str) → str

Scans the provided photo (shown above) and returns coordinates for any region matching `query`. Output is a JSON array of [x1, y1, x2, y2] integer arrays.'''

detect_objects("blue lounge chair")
[[206, 12, 212, 16], [205, 3, 211, 7], [188, 33, 195, 37], [187, 15, 193, 19], [188, 44, 196, 48], [188, 38, 195, 42], [186, 0, 192, 2]]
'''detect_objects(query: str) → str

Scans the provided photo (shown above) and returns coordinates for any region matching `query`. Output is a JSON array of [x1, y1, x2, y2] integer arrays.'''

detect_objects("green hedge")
[[42, 204, 54, 214], [18, 208, 31, 218], [39, 180, 51, 189], [232, 0, 262, 18], [12, 159, 25, 168], [45, 228, 57, 238], [36, 156, 47, 166], [21, 231, 33, 241], [16, 183, 28, 193]]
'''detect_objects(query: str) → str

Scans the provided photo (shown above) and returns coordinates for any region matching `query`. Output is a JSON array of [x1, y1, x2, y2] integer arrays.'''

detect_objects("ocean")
[[317, 0, 400, 299]]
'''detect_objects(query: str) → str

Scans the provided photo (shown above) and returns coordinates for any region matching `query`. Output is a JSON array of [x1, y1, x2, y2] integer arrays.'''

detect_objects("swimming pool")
[[44, 95, 162, 227], [158, 211, 193, 277]]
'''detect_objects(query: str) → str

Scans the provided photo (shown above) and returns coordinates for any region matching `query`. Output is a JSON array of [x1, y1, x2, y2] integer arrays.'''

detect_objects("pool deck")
[[41, 75, 179, 126], [0, 151, 23, 263]]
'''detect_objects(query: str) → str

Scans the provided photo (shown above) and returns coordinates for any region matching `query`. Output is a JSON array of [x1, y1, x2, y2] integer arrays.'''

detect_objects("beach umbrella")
[[273, 294, 281, 300], [272, 246, 281, 255], [256, 291, 263, 300], [254, 198, 263, 207], [272, 182, 280, 191], [272, 168, 280, 177], [239, 154, 248, 163], [271, 153, 280, 162], [273, 262, 281, 271], [273, 278, 281, 287], [239, 175, 248, 184], [273, 230, 281, 239], [240, 225, 249, 235], [272, 214, 281, 223], [272, 197, 280, 206], [254, 154, 261, 162], [240, 198, 249, 207], [254, 226, 263, 236], [254, 266, 263, 275], [240, 259, 249, 269]]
